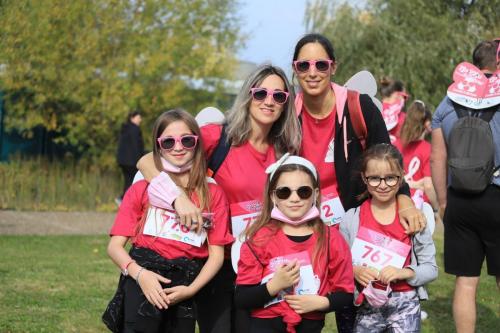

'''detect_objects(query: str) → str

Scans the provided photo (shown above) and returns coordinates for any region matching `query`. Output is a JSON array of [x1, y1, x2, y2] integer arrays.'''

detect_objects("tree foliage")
[[0, 0, 242, 165], [305, 0, 499, 107]]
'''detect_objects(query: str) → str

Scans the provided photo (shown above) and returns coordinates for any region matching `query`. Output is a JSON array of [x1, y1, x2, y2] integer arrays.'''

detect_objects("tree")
[[304, 0, 499, 107], [0, 0, 243, 165]]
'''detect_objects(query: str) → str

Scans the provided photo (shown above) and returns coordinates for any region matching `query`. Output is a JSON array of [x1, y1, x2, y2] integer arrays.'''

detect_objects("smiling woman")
[[136, 64, 302, 333]]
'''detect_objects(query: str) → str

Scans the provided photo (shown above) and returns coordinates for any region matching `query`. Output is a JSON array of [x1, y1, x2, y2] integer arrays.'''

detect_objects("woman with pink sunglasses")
[[136, 65, 302, 333], [291, 33, 425, 333]]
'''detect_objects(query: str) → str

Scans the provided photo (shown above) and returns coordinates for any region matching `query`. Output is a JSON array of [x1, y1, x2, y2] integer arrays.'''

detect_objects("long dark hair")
[[245, 164, 327, 268], [293, 33, 336, 62]]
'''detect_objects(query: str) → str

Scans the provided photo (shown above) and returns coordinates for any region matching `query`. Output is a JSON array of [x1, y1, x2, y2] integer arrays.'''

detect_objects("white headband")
[[414, 100, 425, 107], [265, 153, 318, 181]]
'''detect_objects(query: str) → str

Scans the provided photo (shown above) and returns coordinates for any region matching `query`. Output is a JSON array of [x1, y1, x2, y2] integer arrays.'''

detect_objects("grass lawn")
[[0, 232, 498, 332]]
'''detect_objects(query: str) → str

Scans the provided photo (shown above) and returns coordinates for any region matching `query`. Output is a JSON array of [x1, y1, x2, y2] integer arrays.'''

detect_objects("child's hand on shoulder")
[[266, 260, 300, 296], [378, 266, 415, 284], [353, 265, 379, 287]]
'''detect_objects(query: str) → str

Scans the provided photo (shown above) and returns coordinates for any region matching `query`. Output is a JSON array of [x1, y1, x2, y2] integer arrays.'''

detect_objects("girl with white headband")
[[235, 154, 354, 333]]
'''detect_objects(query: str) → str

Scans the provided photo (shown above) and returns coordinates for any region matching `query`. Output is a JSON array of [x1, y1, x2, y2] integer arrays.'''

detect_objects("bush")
[[0, 155, 121, 211]]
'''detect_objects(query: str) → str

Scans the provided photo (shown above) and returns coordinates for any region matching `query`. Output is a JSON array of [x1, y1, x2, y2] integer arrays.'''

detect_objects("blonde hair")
[[245, 164, 327, 268], [225, 64, 301, 158], [400, 101, 432, 147]]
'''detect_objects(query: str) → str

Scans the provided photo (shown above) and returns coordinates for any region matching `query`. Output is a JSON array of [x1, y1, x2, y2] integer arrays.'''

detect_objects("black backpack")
[[447, 102, 498, 194]]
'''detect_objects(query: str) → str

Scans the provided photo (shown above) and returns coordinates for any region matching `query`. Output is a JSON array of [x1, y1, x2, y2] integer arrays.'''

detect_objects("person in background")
[[116, 110, 145, 205], [394, 100, 439, 220], [431, 40, 500, 333], [380, 78, 408, 144]]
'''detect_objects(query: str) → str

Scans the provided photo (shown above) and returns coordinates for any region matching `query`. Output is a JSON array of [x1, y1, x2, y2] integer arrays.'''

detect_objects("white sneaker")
[[421, 310, 428, 321]]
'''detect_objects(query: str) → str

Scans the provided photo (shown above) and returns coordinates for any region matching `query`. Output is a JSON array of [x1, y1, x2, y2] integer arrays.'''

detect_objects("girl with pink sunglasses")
[[103, 109, 233, 333], [136, 65, 302, 333]]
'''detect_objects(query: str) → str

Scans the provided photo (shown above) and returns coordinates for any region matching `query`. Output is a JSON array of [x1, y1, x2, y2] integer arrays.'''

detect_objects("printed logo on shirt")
[[324, 138, 335, 163], [261, 251, 319, 307]]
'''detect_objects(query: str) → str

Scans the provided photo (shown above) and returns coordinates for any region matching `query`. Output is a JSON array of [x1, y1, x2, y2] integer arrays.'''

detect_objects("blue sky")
[[237, 0, 308, 75]]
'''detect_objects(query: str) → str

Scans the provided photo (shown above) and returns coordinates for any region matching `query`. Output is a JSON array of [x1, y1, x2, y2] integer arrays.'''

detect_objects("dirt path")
[[0, 210, 115, 235]]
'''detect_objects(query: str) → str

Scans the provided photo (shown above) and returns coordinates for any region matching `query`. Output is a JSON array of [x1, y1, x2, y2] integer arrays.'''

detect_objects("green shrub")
[[0, 156, 122, 211]]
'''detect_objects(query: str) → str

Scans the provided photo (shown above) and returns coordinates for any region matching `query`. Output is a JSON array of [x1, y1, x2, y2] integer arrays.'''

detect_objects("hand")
[[399, 207, 426, 234], [266, 260, 300, 296], [163, 285, 195, 305], [353, 265, 379, 287], [284, 294, 329, 314], [378, 266, 415, 284], [173, 193, 203, 233], [136, 269, 171, 309]]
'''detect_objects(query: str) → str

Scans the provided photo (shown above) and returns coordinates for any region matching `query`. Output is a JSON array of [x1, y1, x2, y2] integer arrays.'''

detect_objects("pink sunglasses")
[[157, 135, 198, 151], [293, 59, 333, 73]]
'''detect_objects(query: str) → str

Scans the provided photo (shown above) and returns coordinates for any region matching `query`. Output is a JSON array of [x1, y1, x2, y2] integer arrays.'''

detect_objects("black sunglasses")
[[274, 186, 314, 200]]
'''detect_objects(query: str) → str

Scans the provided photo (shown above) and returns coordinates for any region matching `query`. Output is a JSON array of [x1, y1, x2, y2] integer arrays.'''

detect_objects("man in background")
[[116, 110, 144, 205]]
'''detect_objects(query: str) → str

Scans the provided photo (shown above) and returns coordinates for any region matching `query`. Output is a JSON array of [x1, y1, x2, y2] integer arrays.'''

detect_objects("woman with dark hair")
[[116, 110, 144, 204], [136, 64, 302, 333], [291, 33, 425, 332]]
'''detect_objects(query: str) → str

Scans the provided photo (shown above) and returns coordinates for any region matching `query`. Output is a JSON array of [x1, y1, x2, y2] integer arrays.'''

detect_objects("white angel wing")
[[344, 70, 382, 111], [195, 106, 225, 127]]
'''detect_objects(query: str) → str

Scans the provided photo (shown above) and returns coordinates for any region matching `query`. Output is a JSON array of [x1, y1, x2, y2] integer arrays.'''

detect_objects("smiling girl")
[[339, 144, 437, 333], [104, 109, 233, 333], [235, 154, 354, 333]]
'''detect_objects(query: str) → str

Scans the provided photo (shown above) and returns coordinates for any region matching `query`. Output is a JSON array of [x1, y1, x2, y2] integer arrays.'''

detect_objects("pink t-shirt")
[[359, 200, 412, 292], [110, 180, 233, 259], [299, 106, 339, 193], [201, 124, 276, 205], [237, 224, 354, 321], [394, 138, 431, 202]]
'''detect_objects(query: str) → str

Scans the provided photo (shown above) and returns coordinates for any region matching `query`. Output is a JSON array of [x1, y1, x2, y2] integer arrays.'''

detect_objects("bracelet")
[[398, 207, 414, 213], [135, 267, 145, 284]]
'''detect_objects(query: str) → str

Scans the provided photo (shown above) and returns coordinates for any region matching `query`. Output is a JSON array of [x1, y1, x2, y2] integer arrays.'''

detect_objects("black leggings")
[[249, 317, 324, 333], [195, 260, 240, 333], [123, 278, 195, 333]]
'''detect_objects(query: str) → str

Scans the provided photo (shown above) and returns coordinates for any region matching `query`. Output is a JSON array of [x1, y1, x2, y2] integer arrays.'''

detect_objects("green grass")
[[0, 233, 498, 332], [0, 156, 121, 212]]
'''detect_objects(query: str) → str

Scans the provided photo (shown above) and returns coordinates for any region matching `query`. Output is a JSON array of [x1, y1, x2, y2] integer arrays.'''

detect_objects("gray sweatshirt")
[[339, 206, 438, 300]]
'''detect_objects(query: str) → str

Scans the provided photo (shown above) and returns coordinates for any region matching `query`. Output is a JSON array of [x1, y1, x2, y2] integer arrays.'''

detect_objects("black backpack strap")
[[246, 241, 265, 267], [207, 123, 231, 177], [453, 101, 498, 122]]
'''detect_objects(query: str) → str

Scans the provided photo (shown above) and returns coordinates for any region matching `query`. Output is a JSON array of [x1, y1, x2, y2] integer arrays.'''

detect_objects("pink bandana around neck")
[[161, 157, 193, 174]]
